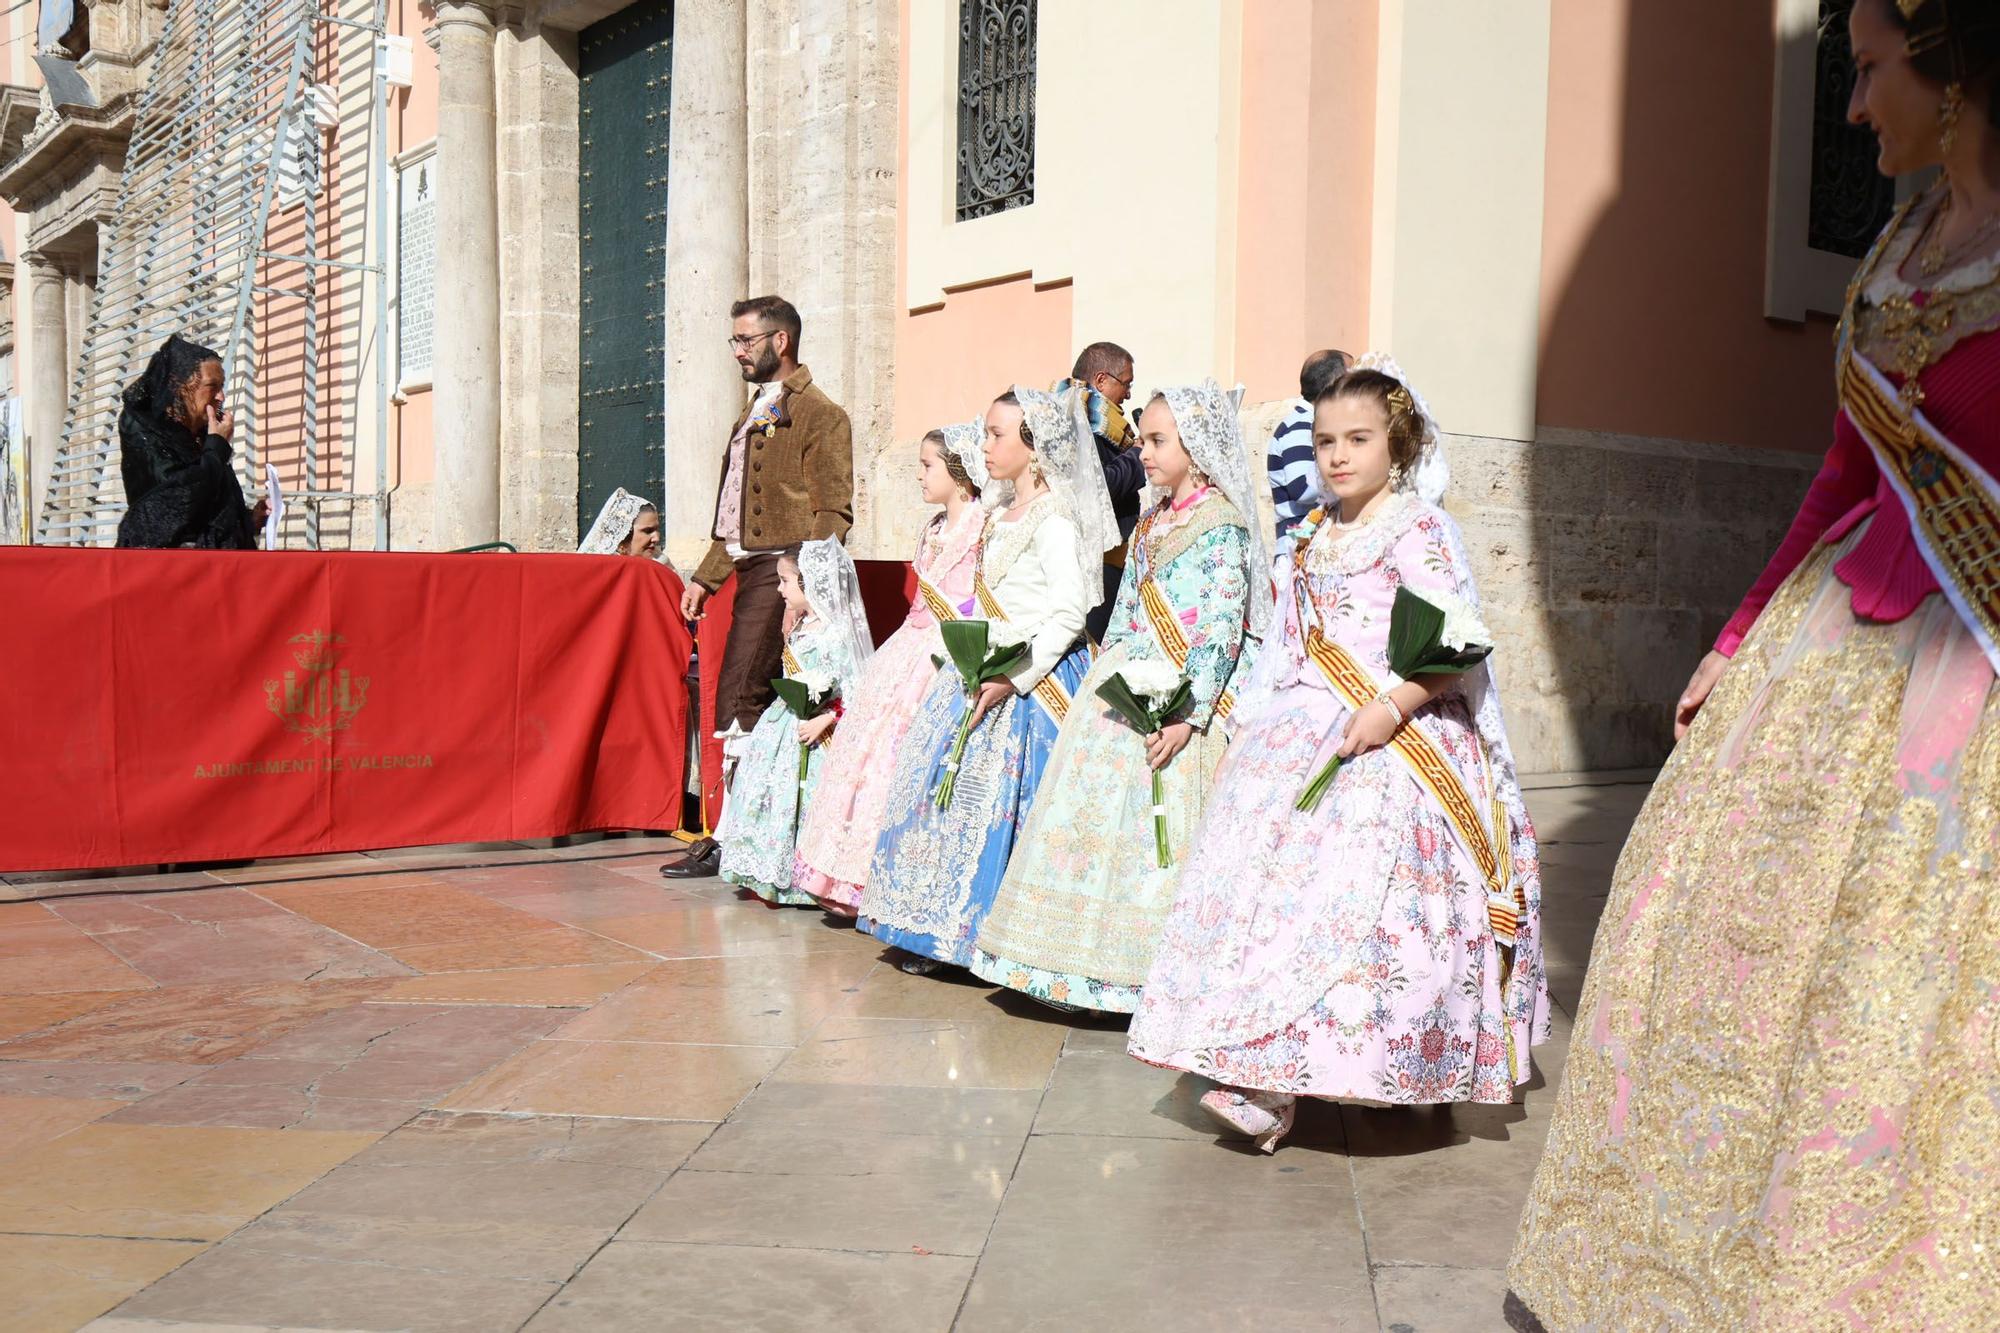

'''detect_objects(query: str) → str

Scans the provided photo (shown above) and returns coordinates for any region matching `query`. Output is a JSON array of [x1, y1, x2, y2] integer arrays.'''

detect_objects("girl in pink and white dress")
[[793, 422, 987, 914], [1127, 355, 1549, 1152]]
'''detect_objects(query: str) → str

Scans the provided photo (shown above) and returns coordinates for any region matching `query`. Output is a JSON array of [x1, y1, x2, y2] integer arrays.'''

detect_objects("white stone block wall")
[[1444, 427, 1816, 773], [745, 0, 900, 555]]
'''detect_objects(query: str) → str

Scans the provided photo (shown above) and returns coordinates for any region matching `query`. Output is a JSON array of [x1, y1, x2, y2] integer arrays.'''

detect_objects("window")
[[955, 0, 1036, 221], [1806, 0, 1895, 258], [396, 152, 437, 389], [1765, 0, 1913, 319]]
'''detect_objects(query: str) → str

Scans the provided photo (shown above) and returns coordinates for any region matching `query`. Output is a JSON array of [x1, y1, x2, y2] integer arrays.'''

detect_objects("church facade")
[[0, 0, 1887, 773]]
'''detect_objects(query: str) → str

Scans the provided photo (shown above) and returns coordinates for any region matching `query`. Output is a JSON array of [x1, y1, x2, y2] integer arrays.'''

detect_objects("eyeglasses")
[[1095, 368, 1133, 393], [727, 330, 778, 350]]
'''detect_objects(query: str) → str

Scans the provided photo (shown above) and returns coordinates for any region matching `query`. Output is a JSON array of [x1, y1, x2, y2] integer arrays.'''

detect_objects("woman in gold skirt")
[[1507, 3, 2000, 1327]]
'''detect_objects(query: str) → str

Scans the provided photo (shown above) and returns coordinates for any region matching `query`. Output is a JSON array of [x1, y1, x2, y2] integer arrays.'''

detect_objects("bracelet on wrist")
[[1374, 692, 1406, 728]]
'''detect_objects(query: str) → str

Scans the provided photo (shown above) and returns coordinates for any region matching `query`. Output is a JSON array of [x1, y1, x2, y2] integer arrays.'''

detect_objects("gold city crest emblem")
[[264, 631, 370, 743]]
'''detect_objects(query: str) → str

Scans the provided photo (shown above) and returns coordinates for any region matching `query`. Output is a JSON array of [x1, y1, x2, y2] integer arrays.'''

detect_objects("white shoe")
[[1199, 1088, 1297, 1153]]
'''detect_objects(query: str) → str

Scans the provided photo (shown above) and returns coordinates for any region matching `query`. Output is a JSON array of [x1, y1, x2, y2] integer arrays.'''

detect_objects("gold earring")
[[1940, 82, 1966, 159]]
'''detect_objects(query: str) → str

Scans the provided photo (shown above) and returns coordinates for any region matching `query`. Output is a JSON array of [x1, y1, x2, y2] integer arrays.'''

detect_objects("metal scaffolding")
[[34, 0, 393, 548]]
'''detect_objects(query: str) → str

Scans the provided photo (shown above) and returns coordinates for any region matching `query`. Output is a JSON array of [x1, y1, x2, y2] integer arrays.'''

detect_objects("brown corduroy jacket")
[[693, 365, 854, 591]]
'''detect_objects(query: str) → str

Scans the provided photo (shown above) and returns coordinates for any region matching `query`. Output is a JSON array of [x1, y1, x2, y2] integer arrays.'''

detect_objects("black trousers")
[[716, 554, 786, 733]]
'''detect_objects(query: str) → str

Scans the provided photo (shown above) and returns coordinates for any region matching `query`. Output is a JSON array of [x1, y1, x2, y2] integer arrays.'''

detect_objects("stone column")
[[23, 252, 68, 529], [661, 0, 748, 571], [430, 0, 503, 549]]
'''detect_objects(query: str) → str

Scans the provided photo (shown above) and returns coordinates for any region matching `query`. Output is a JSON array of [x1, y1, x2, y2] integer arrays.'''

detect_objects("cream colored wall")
[[1367, 0, 1550, 443], [902, 0, 1244, 391]]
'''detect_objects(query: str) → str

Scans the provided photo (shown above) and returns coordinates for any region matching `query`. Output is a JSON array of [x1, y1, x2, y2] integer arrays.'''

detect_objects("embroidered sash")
[[1838, 346, 2000, 673], [781, 646, 802, 676], [915, 575, 960, 626], [1137, 577, 1233, 721], [1299, 626, 1521, 949], [973, 576, 1074, 724]]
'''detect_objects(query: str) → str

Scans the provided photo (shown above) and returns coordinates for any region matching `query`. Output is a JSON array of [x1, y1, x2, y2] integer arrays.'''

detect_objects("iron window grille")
[[1807, 0, 1895, 258], [956, 0, 1036, 221]]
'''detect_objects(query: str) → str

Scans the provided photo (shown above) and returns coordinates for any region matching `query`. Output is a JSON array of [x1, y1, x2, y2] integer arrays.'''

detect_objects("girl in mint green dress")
[[972, 380, 1267, 1009], [718, 539, 874, 905]]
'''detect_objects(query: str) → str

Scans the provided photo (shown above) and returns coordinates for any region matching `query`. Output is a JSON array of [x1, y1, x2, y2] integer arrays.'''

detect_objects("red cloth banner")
[[0, 549, 692, 872]]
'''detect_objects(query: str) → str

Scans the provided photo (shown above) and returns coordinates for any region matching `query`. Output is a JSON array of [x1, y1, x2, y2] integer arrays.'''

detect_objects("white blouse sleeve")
[[1005, 514, 1089, 694]]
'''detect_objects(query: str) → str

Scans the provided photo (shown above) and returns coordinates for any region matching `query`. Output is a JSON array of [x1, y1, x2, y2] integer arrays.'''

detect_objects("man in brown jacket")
[[666, 295, 853, 879]]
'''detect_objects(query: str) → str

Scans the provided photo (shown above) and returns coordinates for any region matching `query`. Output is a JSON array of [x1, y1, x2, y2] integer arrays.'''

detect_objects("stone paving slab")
[[0, 782, 1649, 1331]]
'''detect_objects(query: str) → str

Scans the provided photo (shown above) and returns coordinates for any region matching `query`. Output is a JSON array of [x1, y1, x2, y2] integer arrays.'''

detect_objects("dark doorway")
[[577, 0, 673, 532]]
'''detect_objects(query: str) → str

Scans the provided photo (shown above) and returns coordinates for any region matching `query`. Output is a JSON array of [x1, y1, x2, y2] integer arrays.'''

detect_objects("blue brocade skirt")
[[857, 642, 1091, 965]]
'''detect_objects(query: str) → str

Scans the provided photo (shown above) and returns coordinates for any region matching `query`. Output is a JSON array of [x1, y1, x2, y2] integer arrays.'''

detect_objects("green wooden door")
[[577, 0, 673, 533]]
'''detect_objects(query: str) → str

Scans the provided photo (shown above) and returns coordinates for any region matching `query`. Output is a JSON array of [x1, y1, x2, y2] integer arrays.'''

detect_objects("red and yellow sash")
[[1839, 346, 2000, 673], [973, 576, 1073, 724], [1137, 577, 1233, 721], [781, 646, 802, 676], [1300, 626, 1521, 949]]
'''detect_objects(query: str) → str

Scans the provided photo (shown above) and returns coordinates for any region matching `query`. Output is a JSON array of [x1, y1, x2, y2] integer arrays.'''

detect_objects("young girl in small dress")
[[1126, 355, 1549, 1152], [971, 379, 1267, 1011], [794, 422, 988, 915], [716, 537, 875, 906], [859, 385, 1116, 972]]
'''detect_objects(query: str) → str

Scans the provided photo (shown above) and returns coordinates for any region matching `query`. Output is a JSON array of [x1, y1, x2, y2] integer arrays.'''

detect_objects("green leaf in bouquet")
[[769, 677, 816, 720], [1159, 679, 1194, 723], [976, 637, 1032, 684], [938, 619, 992, 685], [1093, 673, 1157, 735], [1387, 586, 1492, 677], [1386, 587, 1447, 677]]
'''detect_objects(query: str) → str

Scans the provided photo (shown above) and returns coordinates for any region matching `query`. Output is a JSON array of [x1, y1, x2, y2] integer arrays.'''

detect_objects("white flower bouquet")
[[1094, 659, 1194, 868]]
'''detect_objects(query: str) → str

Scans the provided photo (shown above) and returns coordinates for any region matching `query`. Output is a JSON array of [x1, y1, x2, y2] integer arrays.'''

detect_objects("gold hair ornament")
[[1939, 80, 1966, 158]]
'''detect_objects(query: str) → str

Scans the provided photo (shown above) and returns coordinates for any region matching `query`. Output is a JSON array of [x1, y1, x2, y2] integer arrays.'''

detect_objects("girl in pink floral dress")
[[1126, 355, 1549, 1151], [793, 422, 987, 914]]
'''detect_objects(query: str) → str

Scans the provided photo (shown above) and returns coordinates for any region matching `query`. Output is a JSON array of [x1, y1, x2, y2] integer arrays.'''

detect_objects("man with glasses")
[[666, 295, 853, 879], [1056, 341, 1147, 641]]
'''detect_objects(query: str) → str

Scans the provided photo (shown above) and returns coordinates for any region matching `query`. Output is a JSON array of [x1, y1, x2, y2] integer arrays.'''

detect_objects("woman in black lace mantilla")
[[115, 334, 262, 549]]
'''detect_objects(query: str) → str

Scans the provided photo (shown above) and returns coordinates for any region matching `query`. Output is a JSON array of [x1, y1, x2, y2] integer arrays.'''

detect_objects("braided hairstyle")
[[1315, 368, 1433, 477], [1890, 0, 2000, 129], [921, 429, 980, 496]]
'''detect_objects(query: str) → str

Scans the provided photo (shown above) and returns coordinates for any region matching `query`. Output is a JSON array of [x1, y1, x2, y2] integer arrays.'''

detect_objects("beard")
[[742, 345, 781, 382]]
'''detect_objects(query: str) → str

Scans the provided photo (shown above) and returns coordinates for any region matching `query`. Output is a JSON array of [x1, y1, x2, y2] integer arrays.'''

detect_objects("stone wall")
[[1445, 427, 1816, 773], [496, 19, 583, 553], [744, 0, 899, 557]]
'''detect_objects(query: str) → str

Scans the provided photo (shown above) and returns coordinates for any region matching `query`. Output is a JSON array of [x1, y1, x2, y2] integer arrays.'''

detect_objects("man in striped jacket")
[[1267, 348, 1349, 540]]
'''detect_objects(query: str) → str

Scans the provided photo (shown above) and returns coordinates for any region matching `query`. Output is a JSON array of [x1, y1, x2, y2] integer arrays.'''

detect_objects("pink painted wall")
[[893, 278, 1076, 440], [394, 0, 441, 154], [890, 0, 1074, 440], [1537, 0, 1833, 453], [1234, 0, 1375, 403], [390, 0, 439, 512]]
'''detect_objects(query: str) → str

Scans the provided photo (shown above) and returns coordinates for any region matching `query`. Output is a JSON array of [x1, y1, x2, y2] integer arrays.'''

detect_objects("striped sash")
[[1137, 576, 1233, 720], [1838, 346, 2000, 674], [1300, 626, 1521, 949], [972, 576, 1074, 724], [781, 646, 802, 676]]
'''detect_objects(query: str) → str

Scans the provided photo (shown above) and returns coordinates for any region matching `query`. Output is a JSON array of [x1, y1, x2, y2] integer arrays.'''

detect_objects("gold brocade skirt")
[[1507, 529, 2000, 1332]]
